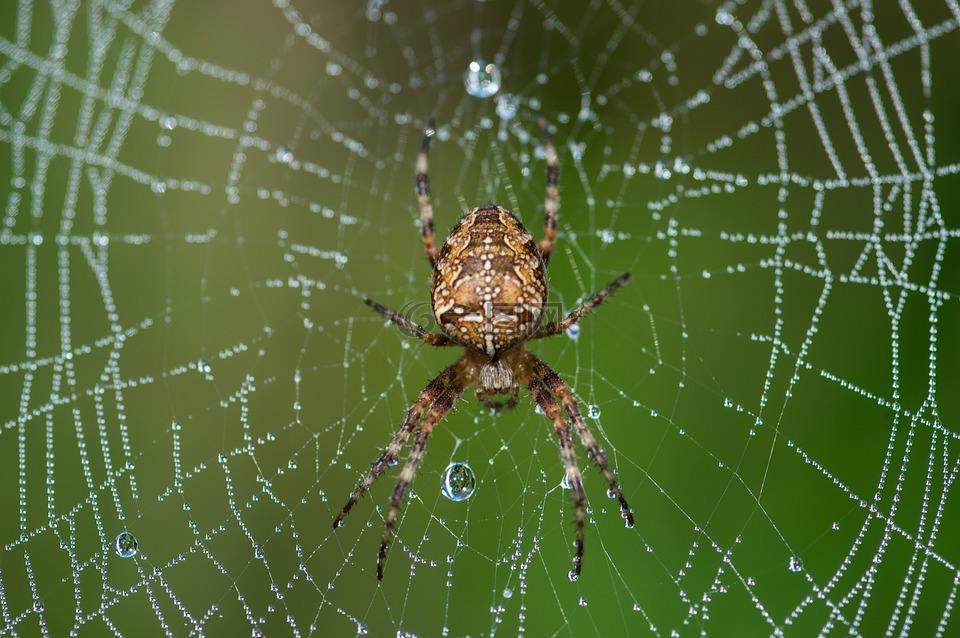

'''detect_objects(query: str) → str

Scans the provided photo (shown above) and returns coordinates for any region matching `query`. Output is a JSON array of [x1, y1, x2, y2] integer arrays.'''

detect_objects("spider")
[[333, 116, 634, 580]]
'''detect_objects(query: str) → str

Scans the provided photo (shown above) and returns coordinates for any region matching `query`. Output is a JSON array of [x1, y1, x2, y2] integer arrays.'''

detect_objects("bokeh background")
[[1, 0, 959, 636]]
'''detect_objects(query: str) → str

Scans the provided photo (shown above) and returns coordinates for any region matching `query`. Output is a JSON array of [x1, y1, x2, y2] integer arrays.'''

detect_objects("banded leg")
[[534, 358, 634, 528], [529, 378, 586, 577], [378, 370, 473, 579], [476, 386, 519, 412], [538, 115, 560, 265], [364, 298, 453, 346], [332, 360, 461, 529], [532, 273, 631, 339], [416, 118, 439, 266]]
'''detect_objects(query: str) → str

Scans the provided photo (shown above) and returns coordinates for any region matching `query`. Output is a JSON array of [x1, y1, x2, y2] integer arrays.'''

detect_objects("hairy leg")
[[532, 273, 630, 339], [537, 115, 560, 265], [364, 298, 453, 346], [533, 358, 634, 528], [416, 118, 439, 266], [332, 359, 462, 529], [528, 377, 586, 578], [377, 368, 474, 579]]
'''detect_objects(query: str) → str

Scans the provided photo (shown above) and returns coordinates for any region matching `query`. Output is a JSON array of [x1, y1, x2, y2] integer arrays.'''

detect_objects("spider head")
[[478, 357, 514, 392]]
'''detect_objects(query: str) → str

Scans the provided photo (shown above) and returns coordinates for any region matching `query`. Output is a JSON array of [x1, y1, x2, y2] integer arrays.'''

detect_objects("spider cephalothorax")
[[334, 116, 634, 581]]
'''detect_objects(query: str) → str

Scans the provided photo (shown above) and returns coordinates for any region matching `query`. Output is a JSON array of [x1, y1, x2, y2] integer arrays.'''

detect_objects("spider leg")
[[416, 118, 440, 266], [533, 358, 635, 528], [528, 377, 586, 578], [378, 366, 474, 579], [532, 272, 630, 339], [476, 386, 519, 412], [332, 360, 461, 529], [537, 115, 560, 265], [364, 298, 453, 346]]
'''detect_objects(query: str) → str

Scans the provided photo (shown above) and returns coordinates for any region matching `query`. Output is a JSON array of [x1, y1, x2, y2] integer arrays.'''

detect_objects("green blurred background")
[[1, 0, 958, 636]]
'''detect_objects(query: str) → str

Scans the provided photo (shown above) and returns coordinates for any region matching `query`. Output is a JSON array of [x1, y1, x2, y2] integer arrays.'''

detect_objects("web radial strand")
[[0, 0, 956, 637]]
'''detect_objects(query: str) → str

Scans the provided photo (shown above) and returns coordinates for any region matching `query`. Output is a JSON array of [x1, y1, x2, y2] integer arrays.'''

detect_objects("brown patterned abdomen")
[[432, 206, 547, 356]]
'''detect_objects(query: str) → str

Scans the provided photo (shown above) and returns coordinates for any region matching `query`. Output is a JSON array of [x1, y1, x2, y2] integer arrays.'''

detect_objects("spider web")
[[1, 0, 959, 636]]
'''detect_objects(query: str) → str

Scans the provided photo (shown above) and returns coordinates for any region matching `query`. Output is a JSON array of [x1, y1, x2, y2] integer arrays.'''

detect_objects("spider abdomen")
[[432, 206, 547, 356]]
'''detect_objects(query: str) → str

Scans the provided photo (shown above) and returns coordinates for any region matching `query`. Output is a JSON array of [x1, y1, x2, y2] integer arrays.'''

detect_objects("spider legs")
[[332, 363, 459, 529], [416, 118, 439, 266], [532, 272, 631, 339], [537, 115, 560, 265], [476, 386, 519, 412], [528, 378, 586, 577], [363, 298, 453, 346], [534, 359, 634, 529], [378, 372, 471, 579]]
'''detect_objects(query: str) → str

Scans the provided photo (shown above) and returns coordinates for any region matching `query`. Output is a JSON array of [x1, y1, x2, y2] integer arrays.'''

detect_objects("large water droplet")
[[440, 462, 477, 501], [567, 569, 579, 582], [464, 60, 501, 98], [587, 404, 601, 419], [115, 531, 139, 558]]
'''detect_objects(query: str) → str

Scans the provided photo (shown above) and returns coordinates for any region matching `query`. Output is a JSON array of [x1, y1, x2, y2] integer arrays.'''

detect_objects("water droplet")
[[831, 521, 840, 531], [326, 61, 342, 76], [464, 59, 501, 98], [565, 324, 580, 341], [503, 587, 513, 599], [495, 93, 519, 119], [115, 531, 139, 558], [587, 404, 601, 419], [253, 546, 264, 559], [440, 462, 477, 502], [33, 602, 44, 613], [567, 569, 579, 582], [578, 596, 588, 606], [560, 472, 573, 489], [787, 555, 803, 573], [746, 576, 756, 586], [606, 488, 616, 499]]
